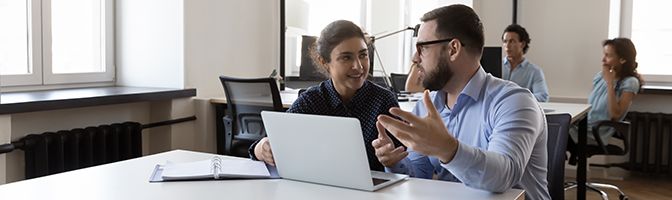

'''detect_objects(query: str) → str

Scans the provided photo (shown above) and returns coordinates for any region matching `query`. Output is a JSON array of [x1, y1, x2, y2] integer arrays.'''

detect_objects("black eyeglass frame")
[[415, 37, 461, 55]]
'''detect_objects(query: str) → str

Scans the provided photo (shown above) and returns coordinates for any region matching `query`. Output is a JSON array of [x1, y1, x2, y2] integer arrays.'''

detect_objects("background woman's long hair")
[[603, 38, 643, 91]]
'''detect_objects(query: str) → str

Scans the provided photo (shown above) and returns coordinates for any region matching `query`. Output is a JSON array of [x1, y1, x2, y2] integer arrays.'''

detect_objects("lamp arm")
[[371, 27, 415, 42], [367, 25, 418, 92]]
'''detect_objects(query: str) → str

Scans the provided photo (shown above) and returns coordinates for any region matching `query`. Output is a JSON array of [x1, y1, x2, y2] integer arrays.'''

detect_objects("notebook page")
[[160, 157, 271, 180], [161, 159, 214, 180], [218, 158, 270, 178]]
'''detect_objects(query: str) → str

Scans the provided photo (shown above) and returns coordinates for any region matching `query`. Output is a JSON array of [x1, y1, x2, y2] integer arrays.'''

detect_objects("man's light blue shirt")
[[387, 67, 550, 200], [503, 58, 550, 102]]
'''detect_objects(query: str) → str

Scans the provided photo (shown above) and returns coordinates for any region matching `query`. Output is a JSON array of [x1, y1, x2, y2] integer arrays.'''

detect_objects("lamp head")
[[412, 24, 420, 37]]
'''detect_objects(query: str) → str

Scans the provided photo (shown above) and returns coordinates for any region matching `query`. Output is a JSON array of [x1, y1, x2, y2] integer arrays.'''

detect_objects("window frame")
[[616, 0, 672, 83], [0, 0, 115, 88]]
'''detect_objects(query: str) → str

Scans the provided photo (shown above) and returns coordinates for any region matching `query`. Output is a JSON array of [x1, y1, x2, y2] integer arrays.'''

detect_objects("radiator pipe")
[[0, 143, 18, 154], [0, 116, 197, 154], [141, 116, 197, 129]]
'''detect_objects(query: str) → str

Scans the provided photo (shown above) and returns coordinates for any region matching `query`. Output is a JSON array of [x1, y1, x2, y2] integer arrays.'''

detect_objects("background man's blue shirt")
[[503, 58, 550, 102]]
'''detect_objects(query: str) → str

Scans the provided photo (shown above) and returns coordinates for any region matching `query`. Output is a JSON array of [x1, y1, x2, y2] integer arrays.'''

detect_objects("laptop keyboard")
[[372, 177, 390, 186]]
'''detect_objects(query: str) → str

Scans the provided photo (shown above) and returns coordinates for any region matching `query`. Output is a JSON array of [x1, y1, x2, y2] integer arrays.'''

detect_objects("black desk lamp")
[[368, 24, 419, 89]]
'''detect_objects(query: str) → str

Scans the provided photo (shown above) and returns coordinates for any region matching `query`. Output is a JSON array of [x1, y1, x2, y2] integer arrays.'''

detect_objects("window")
[[283, 0, 472, 78], [630, 1, 672, 81], [304, 0, 363, 36], [400, 0, 472, 72], [0, 0, 114, 88], [284, 0, 364, 77], [0, 0, 30, 76], [613, 0, 672, 83]]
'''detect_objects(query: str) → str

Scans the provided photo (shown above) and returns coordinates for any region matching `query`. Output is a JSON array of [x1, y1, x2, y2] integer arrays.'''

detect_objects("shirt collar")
[[431, 67, 486, 108], [503, 57, 529, 69], [460, 67, 487, 102], [324, 79, 371, 108]]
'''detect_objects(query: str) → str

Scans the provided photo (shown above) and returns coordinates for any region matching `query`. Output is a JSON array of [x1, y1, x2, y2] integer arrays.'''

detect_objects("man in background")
[[502, 24, 549, 102]]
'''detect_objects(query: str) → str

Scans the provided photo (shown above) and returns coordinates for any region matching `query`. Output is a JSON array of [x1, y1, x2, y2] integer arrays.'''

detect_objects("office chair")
[[566, 120, 631, 200], [546, 113, 571, 200], [389, 73, 409, 93], [219, 76, 284, 157]]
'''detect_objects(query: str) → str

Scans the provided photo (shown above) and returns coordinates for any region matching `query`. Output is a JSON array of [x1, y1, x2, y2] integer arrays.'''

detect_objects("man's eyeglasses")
[[415, 37, 457, 56]]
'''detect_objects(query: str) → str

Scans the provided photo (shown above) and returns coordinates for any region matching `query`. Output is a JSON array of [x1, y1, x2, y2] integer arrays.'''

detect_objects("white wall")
[[116, 0, 185, 88], [473, 0, 512, 47], [521, 0, 610, 100], [630, 94, 672, 113], [369, 0, 405, 75], [475, 0, 610, 101], [184, 0, 279, 98]]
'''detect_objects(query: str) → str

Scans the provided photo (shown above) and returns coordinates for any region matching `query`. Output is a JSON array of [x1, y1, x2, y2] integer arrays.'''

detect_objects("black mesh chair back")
[[546, 113, 571, 200], [389, 73, 409, 93], [219, 76, 283, 157]]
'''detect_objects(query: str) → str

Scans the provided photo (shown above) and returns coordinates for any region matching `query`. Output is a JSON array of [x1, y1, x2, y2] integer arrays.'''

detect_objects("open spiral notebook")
[[149, 156, 280, 182]]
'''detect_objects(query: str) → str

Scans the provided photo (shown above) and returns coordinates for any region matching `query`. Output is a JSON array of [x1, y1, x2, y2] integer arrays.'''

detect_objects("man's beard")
[[422, 51, 453, 91]]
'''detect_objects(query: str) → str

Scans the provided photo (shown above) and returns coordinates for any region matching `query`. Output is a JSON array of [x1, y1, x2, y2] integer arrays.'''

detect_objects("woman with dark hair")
[[569, 38, 642, 154], [249, 20, 402, 171]]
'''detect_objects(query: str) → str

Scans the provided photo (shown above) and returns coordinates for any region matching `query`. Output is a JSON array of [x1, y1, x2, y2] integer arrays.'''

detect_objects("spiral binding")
[[211, 156, 223, 179]]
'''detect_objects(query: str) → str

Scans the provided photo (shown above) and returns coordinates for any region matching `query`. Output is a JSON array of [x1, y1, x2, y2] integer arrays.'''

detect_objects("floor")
[[564, 174, 672, 200]]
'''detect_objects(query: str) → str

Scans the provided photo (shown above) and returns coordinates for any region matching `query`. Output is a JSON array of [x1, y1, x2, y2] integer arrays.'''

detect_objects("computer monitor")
[[298, 35, 327, 81], [481, 46, 502, 78]]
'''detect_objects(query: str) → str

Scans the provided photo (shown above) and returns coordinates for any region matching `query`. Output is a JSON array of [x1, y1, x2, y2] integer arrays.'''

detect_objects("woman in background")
[[568, 38, 642, 162]]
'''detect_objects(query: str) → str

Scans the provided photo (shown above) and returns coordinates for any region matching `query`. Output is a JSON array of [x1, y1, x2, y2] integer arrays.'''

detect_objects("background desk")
[[0, 150, 524, 200]]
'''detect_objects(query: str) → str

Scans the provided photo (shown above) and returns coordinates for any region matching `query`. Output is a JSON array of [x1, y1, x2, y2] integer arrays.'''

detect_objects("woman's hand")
[[405, 63, 425, 93], [602, 65, 616, 86], [253, 137, 275, 166]]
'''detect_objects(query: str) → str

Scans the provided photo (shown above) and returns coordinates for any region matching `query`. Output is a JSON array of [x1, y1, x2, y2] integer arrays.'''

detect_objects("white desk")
[[211, 90, 592, 199], [540, 102, 591, 124], [0, 150, 524, 200]]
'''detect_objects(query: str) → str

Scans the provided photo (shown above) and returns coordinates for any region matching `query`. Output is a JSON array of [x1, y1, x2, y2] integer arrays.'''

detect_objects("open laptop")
[[261, 111, 408, 191]]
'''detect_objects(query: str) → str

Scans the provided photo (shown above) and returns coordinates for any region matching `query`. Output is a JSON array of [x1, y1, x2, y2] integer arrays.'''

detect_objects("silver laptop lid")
[[261, 111, 374, 190]]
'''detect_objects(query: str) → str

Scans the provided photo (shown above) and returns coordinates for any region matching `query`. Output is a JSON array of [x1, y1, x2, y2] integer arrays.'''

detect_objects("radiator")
[[21, 122, 142, 179], [626, 112, 672, 176]]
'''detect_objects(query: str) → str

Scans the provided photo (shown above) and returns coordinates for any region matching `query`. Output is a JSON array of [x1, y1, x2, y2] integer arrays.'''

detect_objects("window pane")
[[51, 0, 103, 74], [0, 0, 30, 75], [631, 1, 672, 76], [304, 0, 362, 35]]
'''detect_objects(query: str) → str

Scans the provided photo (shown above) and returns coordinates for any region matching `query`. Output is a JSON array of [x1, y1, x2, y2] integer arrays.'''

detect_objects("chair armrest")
[[591, 120, 631, 154], [223, 115, 234, 154]]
